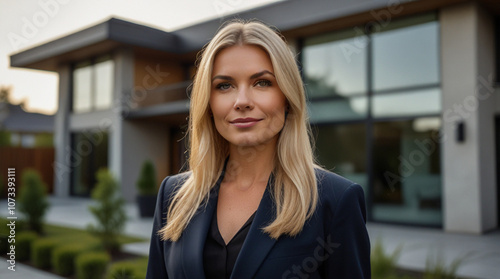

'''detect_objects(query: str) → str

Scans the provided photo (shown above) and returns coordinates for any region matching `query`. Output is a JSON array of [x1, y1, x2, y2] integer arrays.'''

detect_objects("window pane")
[[308, 97, 367, 123], [372, 21, 439, 91], [94, 60, 114, 110], [71, 131, 108, 196], [73, 63, 92, 113], [314, 123, 367, 194], [303, 30, 368, 98], [372, 118, 442, 225], [372, 88, 441, 118]]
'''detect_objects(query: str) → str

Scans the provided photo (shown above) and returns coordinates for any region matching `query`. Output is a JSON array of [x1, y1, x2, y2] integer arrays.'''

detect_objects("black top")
[[203, 208, 256, 279]]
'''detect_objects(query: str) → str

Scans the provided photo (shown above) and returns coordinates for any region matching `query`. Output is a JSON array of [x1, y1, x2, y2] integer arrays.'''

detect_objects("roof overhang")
[[10, 18, 181, 71], [10, 0, 499, 72]]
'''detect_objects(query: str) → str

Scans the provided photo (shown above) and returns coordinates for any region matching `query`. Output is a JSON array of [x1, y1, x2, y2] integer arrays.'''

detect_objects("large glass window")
[[72, 56, 114, 113], [372, 15, 440, 92], [314, 123, 368, 195], [372, 118, 442, 225], [303, 29, 368, 99], [70, 131, 108, 196], [303, 29, 369, 123], [304, 14, 442, 226]]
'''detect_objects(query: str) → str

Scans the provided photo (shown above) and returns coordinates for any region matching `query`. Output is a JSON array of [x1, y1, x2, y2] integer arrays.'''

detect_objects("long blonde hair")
[[159, 19, 318, 241]]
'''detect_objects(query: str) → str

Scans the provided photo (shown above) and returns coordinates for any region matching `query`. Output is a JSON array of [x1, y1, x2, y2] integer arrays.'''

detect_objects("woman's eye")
[[215, 82, 231, 90], [255, 79, 272, 87]]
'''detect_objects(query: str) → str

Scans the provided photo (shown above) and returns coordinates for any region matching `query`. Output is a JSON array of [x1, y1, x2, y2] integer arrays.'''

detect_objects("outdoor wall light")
[[456, 121, 465, 143]]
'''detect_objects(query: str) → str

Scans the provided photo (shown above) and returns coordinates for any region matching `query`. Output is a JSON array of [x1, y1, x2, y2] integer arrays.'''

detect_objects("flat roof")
[[12, 0, 494, 72]]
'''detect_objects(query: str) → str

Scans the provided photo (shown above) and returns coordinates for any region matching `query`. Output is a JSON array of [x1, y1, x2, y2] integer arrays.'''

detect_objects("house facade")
[[11, 0, 500, 234]]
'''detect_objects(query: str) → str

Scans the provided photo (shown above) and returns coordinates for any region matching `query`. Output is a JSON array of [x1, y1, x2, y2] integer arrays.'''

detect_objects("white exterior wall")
[[441, 2, 497, 233]]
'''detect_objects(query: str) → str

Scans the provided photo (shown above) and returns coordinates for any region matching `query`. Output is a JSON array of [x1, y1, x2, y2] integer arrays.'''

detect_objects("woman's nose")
[[233, 87, 254, 110]]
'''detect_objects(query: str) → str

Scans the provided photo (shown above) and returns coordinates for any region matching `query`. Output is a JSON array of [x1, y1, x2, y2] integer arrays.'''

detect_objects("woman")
[[146, 20, 370, 279]]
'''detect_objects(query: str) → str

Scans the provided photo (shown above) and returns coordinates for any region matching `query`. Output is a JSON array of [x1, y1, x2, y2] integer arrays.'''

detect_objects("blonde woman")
[[146, 20, 370, 279]]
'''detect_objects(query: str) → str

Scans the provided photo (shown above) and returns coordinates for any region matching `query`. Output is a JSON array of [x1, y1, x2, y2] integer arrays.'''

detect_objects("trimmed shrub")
[[76, 251, 110, 279], [16, 231, 38, 261], [107, 258, 148, 279], [107, 262, 135, 279], [88, 169, 127, 253], [52, 243, 89, 276], [136, 160, 157, 195], [19, 169, 49, 233], [32, 238, 58, 269]]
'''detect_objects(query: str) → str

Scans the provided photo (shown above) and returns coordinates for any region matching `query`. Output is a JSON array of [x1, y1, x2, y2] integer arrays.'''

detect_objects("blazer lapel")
[[230, 176, 278, 279], [181, 172, 223, 279]]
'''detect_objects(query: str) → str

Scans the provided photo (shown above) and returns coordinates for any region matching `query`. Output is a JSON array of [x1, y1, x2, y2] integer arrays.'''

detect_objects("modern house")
[[10, 0, 500, 234]]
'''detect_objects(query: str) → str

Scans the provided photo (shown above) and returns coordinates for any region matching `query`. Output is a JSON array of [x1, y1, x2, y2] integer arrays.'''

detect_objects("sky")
[[0, 0, 282, 115]]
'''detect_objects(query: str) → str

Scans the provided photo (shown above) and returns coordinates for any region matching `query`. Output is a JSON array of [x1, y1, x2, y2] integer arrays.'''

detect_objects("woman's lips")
[[230, 118, 262, 128]]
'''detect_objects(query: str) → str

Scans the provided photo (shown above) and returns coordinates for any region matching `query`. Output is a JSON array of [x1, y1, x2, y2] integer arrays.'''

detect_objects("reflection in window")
[[302, 14, 442, 226], [314, 123, 367, 194], [73, 62, 92, 113], [373, 19, 439, 92], [308, 97, 367, 123], [70, 131, 108, 196], [372, 118, 442, 225], [72, 57, 114, 113], [94, 60, 114, 110], [303, 30, 368, 98], [372, 88, 441, 118]]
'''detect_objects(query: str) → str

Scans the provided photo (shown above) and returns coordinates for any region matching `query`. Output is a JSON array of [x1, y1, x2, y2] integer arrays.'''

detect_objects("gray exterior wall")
[[441, 2, 497, 233], [53, 64, 71, 197]]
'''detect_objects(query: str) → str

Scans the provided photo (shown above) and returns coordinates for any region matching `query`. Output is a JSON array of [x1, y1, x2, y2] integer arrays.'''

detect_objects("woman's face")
[[209, 44, 287, 149]]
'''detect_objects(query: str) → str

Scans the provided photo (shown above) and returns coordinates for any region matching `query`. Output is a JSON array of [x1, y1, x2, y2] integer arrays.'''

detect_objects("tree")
[[87, 168, 127, 254], [19, 169, 49, 234], [136, 160, 157, 196]]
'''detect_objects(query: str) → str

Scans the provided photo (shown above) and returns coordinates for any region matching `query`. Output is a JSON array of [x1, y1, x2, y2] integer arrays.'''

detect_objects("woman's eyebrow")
[[250, 70, 275, 79], [212, 75, 233, 82], [211, 70, 275, 82]]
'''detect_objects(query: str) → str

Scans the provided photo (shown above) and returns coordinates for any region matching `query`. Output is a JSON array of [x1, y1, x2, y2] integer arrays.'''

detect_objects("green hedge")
[[107, 262, 135, 279], [16, 231, 38, 261], [107, 258, 148, 279], [76, 251, 110, 279], [52, 243, 89, 276], [32, 238, 58, 269]]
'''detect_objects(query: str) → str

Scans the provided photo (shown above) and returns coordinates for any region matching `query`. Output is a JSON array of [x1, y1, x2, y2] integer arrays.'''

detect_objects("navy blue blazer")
[[146, 168, 371, 279]]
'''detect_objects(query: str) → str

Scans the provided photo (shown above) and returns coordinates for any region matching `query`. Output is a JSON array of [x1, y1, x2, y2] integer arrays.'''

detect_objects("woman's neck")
[[224, 142, 276, 191]]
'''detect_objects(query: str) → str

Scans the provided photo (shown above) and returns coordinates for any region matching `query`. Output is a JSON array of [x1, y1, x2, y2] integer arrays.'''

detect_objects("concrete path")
[[1, 197, 499, 279]]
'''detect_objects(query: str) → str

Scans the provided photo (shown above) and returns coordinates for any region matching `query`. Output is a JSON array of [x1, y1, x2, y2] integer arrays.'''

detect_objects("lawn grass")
[[42, 221, 145, 245], [1, 217, 145, 246], [1, 217, 148, 277]]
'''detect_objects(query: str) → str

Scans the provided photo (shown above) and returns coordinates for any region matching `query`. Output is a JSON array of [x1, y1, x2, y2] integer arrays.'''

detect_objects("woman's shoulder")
[[158, 171, 192, 198], [314, 167, 365, 205]]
